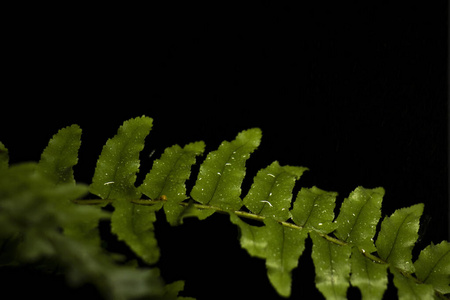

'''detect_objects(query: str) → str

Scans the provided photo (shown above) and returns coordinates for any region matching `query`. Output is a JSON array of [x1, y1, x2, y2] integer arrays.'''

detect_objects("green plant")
[[0, 116, 448, 299]]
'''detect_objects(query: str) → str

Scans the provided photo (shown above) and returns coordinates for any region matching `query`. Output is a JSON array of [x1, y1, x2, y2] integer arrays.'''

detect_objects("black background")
[[1, 2, 448, 299]]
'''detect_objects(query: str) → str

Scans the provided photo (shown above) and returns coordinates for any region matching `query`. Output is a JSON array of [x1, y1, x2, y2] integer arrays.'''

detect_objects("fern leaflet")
[[38, 124, 82, 185], [139, 142, 205, 226], [243, 161, 307, 222], [190, 128, 261, 211], [335, 187, 384, 253], [414, 241, 450, 294], [376, 203, 423, 272]]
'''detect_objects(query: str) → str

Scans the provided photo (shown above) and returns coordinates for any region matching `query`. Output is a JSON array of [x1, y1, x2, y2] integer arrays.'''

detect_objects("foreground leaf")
[[49, 232, 166, 300], [0, 163, 88, 253], [90, 116, 153, 200], [311, 231, 352, 300], [390, 267, 434, 300], [291, 186, 338, 234], [335, 187, 384, 253], [38, 124, 82, 185], [191, 128, 261, 211], [350, 247, 388, 300], [243, 161, 307, 221], [414, 241, 450, 294], [376, 203, 423, 272], [139, 142, 205, 225]]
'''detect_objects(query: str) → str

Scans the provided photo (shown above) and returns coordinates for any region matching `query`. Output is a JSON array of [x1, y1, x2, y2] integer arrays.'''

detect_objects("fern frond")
[[3, 117, 449, 300]]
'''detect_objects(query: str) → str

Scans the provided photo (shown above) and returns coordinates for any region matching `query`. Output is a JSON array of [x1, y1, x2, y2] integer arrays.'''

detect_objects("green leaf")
[[291, 186, 338, 234], [375, 203, 423, 272], [111, 200, 162, 264], [139, 142, 205, 225], [414, 241, 450, 294], [350, 247, 388, 300], [311, 231, 352, 300], [264, 218, 308, 297], [37, 124, 82, 185], [191, 128, 261, 211], [229, 213, 267, 259], [230, 214, 307, 297], [390, 267, 435, 300], [90, 116, 153, 200], [334, 187, 384, 253], [0, 141, 8, 171], [243, 161, 307, 221]]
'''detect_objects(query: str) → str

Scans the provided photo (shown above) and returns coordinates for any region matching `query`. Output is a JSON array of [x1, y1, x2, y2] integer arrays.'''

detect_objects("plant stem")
[[74, 197, 381, 260]]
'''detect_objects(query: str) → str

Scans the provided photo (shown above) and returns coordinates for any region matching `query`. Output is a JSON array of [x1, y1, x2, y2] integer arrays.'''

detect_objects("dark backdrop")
[[2, 2, 448, 299]]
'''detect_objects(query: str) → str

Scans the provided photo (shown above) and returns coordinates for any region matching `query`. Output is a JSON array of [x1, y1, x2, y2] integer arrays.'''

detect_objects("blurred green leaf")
[[0, 141, 8, 171]]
